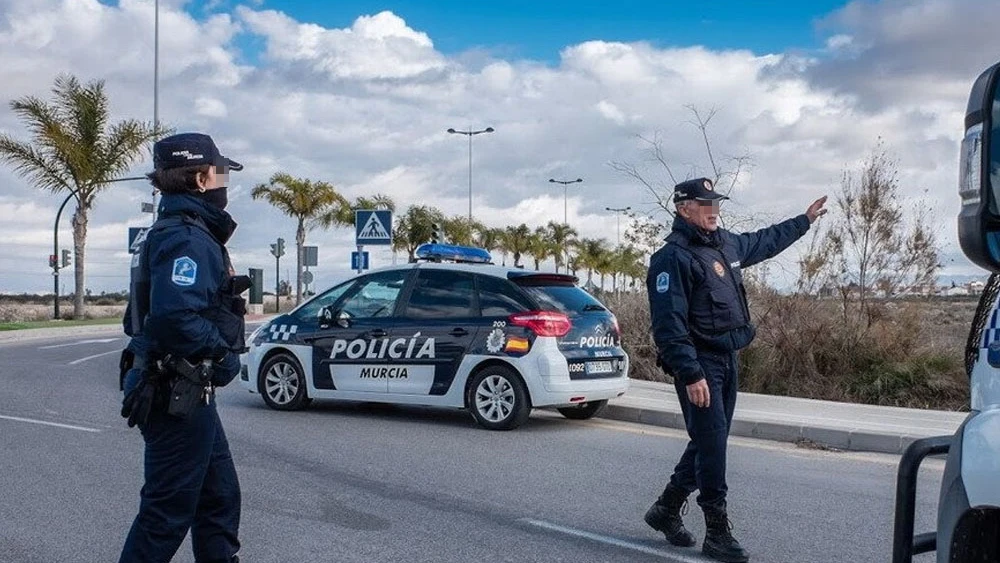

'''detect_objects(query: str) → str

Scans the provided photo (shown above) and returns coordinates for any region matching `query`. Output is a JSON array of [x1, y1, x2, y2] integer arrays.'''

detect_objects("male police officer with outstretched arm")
[[644, 178, 826, 563], [119, 133, 247, 563]]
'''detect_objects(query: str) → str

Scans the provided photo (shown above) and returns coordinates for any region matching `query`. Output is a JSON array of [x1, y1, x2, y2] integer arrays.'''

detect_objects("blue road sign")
[[355, 210, 393, 245], [127, 227, 149, 254], [351, 251, 370, 271]]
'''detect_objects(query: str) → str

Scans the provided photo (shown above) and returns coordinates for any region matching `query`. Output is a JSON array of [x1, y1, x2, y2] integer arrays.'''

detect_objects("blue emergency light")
[[414, 243, 492, 264]]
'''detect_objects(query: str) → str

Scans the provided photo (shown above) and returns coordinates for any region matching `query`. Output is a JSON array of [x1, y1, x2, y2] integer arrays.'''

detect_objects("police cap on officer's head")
[[153, 133, 244, 172], [673, 178, 728, 204]]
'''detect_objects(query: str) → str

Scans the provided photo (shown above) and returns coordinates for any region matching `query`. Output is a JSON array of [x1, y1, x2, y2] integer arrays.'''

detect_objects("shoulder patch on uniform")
[[171, 256, 197, 286], [656, 272, 670, 293]]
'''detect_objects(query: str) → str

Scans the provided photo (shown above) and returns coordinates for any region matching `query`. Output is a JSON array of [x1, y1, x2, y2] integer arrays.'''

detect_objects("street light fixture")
[[606, 206, 632, 247], [447, 126, 494, 221], [548, 177, 583, 226]]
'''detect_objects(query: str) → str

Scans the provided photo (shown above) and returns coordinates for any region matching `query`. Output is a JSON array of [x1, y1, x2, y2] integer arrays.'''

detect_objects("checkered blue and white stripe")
[[269, 324, 298, 341], [982, 308, 1000, 349]]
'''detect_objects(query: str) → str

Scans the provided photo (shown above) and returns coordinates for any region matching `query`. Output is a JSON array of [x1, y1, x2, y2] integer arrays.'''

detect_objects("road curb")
[[0, 323, 125, 344], [599, 404, 918, 455]]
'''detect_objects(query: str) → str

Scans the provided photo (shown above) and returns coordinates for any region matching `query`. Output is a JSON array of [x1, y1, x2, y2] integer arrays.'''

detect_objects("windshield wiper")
[[582, 304, 606, 312]]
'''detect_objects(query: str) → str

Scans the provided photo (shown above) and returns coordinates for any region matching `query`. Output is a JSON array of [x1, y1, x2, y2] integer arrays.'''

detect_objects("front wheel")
[[467, 365, 531, 430], [557, 399, 608, 420], [258, 352, 310, 411]]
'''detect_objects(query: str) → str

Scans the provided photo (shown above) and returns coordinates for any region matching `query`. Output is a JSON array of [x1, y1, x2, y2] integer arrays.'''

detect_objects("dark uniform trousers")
[[668, 349, 739, 509], [119, 364, 241, 563]]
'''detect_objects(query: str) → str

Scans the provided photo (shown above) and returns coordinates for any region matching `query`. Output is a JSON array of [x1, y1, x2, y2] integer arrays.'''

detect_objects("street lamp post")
[[447, 126, 494, 222], [605, 206, 632, 247], [548, 177, 583, 226], [51, 176, 146, 319]]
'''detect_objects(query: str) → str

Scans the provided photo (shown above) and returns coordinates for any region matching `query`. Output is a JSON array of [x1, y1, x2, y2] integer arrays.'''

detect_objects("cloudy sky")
[[0, 0, 998, 294]]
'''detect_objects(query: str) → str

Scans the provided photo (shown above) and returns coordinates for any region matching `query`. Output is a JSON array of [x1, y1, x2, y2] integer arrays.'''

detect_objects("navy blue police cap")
[[153, 133, 244, 172], [673, 177, 728, 204]]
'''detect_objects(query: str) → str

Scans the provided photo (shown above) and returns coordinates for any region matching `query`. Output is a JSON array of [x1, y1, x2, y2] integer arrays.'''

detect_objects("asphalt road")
[[0, 330, 945, 563]]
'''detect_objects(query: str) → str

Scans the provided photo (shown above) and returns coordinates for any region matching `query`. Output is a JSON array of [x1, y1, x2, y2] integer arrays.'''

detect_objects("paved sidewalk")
[[603, 379, 969, 455]]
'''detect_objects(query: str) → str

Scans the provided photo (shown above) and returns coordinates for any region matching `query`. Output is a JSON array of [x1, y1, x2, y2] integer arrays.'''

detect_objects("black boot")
[[644, 484, 696, 547], [702, 503, 749, 563]]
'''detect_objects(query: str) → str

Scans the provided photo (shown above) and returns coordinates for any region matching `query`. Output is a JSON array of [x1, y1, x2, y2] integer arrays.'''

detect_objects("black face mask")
[[195, 187, 228, 210]]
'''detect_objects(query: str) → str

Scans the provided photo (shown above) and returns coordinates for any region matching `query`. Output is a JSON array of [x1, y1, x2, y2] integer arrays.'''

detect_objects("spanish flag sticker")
[[504, 336, 530, 353]]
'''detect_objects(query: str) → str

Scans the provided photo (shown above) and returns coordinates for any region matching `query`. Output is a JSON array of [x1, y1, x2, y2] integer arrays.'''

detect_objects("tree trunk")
[[71, 205, 88, 319], [296, 219, 305, 305]]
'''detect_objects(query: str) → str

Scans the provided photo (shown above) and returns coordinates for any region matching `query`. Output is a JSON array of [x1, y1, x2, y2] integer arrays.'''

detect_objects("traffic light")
[[49, 254, 57, 269], [61, 249, 71, 268], [270, 237, 286, 258], [431, 223, 442, 244]]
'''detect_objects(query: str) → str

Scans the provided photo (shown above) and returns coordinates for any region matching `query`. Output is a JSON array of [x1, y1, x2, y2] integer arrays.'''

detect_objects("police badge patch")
[[656, 272, 670, 293], [171, 256, 197, 286], [713, 261, 725, 278]]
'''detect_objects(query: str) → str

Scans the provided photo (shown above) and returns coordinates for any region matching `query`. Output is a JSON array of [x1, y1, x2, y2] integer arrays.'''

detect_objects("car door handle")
[[368, 329, 388, 338], [448, 328, 469, 337]]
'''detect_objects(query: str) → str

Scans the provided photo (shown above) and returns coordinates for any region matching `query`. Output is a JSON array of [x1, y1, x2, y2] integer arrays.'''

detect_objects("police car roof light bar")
[[508, 310, 572, 337], [414, 243, 492, 264]]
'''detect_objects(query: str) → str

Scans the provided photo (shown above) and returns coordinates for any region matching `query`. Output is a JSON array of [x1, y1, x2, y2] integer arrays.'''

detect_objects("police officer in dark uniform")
[[643, 178, 827, 563], [119, 132, 248, 563]]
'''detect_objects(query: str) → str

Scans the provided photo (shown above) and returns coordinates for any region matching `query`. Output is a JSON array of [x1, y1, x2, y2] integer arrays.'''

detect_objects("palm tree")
[[442, 216, 482, 246], [611, 245, 644, 292], [546, 221, 578, 273], [527, 227, 555, 271], [477, 227, 505, 264], [320, 194, 395, 228], [0, 75, 159, 318], [574, 238, 609, 289], [504, 224, 533, 268], [252, 172, 348, 305], [393, 205, 445, 262]]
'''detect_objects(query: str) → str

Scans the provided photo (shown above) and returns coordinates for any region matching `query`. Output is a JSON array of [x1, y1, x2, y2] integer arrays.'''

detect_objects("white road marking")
[[518, 518, 703, 562], [39, 338, 120, 349], [68, 349, 121, 365], [0, 414, 101, 433]]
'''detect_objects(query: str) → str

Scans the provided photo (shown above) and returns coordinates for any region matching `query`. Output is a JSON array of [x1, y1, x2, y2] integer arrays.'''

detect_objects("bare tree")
[[799, 143, 941, 308], [609, 106, 753, 215]]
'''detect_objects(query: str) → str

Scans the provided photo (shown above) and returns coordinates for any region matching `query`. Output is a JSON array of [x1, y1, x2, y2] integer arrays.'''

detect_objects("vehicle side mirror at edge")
[[958, 61, 1000, 272]]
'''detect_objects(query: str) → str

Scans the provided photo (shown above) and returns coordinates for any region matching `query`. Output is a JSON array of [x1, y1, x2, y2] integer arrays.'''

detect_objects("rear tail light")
[[610, 314, 621, 336], [509, 311, 572, 337]]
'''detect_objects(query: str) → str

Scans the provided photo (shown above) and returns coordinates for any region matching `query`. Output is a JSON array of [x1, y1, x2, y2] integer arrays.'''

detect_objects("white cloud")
[[0, 0, 993, 294]]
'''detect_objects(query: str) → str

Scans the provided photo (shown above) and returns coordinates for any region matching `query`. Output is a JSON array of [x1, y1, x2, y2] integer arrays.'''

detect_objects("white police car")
[[239, 244, 629, 430]]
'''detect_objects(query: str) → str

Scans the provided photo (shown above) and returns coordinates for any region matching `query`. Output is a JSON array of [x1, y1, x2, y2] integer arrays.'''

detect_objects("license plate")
[[586, 360, 614, 374]]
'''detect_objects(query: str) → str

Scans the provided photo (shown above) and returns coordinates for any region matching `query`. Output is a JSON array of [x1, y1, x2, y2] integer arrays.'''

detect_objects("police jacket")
[[124, 193, 245, 362], [646, 213, 810, 385]]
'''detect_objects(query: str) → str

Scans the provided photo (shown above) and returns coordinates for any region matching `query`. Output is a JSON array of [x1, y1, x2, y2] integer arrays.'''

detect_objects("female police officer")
[[644, 178, 826, 563], [119, 133, 246, 563]]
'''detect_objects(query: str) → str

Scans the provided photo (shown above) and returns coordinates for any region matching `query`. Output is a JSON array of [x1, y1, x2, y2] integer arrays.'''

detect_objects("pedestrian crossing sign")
[[355, 210, 393, 245]]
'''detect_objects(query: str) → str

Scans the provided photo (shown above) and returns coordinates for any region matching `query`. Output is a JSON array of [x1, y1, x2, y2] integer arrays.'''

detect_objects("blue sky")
[[192, 0, 849, 61]]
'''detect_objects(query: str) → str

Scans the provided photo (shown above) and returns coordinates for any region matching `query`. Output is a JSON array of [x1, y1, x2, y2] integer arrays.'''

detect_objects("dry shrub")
[[602, 289, 972, 410]]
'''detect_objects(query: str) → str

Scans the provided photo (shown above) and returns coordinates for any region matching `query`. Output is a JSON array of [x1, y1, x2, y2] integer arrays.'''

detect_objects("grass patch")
[[0, 317, 121, 331]]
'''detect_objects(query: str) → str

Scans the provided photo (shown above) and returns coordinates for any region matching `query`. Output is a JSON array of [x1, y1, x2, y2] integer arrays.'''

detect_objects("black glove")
[[212, 351, 241, 387], [121, 376, 157, 428]]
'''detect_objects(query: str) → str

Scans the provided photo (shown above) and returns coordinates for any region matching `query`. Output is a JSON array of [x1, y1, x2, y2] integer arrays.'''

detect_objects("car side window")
[[337, 270, 409, 319], [295, 280, 357, 321], [477, 275, 533, 316], [403, 269, 476, 319]]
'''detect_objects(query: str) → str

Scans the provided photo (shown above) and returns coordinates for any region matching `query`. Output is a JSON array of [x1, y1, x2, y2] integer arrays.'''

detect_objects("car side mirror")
[[959, 61, 1000, 271], [318, 306, 351, 329]]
